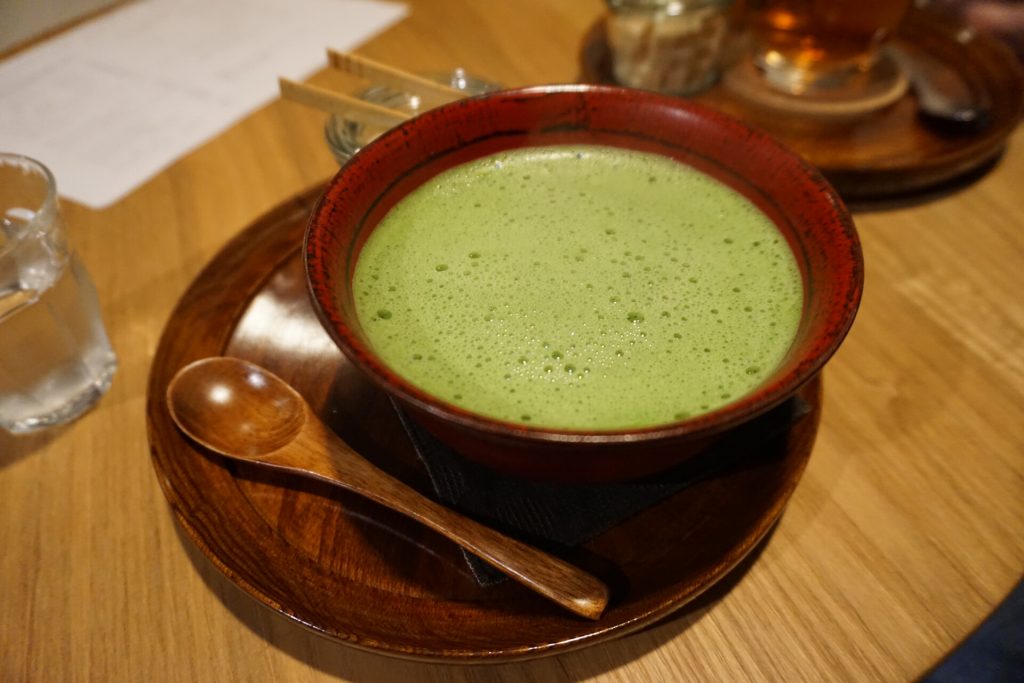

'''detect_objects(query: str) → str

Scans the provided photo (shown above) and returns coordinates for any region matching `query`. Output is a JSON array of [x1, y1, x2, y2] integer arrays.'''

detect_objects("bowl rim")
[[305, 83, 863, 445]]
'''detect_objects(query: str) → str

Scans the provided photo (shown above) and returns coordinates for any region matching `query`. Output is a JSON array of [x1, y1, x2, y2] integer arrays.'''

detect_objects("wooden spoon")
[[165, 356, 609, 620]]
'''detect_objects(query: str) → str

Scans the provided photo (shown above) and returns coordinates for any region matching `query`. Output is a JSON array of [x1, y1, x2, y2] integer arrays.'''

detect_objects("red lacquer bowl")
[[305, 85, 862, 482]]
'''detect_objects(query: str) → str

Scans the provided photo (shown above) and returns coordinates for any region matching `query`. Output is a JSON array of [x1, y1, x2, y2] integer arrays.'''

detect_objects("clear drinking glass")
[[724, 0, 914, 117], [0, 153, 117, 433], [748, 0, 913, 94]]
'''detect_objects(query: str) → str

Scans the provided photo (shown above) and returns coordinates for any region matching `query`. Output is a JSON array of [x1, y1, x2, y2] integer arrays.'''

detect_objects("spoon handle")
[[276, 416, 609, 620]]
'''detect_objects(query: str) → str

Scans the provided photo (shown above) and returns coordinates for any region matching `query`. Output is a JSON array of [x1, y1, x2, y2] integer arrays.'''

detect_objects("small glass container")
[[605, 0, 734, 95], [0, 154, 117, 433], [324, 69, 501, 165]]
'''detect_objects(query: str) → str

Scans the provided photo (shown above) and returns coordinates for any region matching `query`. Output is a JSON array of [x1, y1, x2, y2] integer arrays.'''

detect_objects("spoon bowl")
[[166, 356, 609, 620], [168, 358, 306, 457]]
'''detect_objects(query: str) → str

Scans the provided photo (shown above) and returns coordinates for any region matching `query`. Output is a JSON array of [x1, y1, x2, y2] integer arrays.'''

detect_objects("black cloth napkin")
[[392, 397, 810, 586]]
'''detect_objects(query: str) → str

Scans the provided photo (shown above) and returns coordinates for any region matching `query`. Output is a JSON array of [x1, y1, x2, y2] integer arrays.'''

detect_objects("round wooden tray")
[[580, 7, 1023, 199], [145, 186, 822, 662]]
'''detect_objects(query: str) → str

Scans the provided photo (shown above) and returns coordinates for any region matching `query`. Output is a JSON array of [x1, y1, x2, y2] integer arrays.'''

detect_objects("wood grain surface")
[[2, 0, 1022, 680]]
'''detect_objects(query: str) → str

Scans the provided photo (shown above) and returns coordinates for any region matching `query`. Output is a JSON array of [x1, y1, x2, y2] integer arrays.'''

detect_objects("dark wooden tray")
[[580, 7, 1023, 199], [145, 186, 821, 662]]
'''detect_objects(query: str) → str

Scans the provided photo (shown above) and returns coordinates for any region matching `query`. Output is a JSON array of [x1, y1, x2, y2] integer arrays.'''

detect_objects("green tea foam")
[[353, 145, 802, 430]]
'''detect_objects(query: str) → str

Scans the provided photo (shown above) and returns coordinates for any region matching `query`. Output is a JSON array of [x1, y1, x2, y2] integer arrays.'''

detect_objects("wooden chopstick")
[[279, 52, 468, 125], [326, 50, 465, 107], [278, 77, 409, 127]]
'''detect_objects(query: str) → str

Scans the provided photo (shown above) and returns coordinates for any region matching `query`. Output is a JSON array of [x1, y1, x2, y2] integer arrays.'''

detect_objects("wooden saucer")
[[721, 52, 910, 120], [145, 186, 821, 662], [580, 7, 1023, 199]]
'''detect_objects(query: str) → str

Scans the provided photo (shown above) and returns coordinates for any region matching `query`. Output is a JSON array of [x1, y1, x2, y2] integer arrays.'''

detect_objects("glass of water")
[[0, 153, 117, 433]]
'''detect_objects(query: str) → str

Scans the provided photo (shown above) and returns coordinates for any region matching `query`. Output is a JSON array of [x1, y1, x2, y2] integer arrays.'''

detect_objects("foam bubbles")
[[353, 145, 802, 429]]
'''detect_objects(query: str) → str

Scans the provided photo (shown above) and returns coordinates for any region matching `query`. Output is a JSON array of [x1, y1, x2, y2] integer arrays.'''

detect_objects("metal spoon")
[[165, 356, 609, 620], [888, 45, 992, 133]]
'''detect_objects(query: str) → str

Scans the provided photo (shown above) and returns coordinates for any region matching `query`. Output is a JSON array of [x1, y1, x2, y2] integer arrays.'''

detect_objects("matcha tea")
[[352, 145, 803, 430]]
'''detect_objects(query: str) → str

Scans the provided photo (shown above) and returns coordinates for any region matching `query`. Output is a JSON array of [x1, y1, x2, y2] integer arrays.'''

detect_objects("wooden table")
[[2, 1, 1021, 680]]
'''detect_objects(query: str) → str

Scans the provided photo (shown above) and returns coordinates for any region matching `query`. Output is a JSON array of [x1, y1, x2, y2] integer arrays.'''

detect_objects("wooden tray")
[[145, 186, 822, 662], [580, 7, 1024, 199]]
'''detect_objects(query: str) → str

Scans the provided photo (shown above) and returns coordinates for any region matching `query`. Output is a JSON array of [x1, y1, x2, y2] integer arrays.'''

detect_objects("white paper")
[[0, 0, 407, 208]]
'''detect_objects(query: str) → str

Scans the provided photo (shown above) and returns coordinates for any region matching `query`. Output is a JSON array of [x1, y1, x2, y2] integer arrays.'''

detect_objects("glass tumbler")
[[748, 0, 913, 94], [0, 154, 117, 433]]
